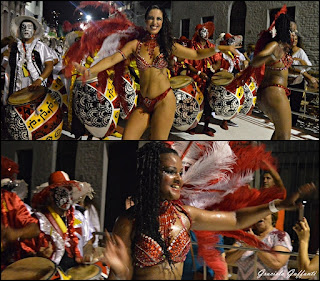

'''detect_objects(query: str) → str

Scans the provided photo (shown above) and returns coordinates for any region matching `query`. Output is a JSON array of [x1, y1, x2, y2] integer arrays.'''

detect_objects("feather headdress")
[[168, 141, 286, 279]]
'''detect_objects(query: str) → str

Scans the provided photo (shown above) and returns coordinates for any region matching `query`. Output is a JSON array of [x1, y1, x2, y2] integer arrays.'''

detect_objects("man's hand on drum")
[[73, 62, 91, 80], [28, 79, 43, 91], [39, 241, 54, 259]]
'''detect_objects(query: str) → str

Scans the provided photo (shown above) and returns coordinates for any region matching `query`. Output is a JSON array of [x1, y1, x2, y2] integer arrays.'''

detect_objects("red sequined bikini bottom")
[[259, 84, 291, 96], [138, 87, 172, 113]]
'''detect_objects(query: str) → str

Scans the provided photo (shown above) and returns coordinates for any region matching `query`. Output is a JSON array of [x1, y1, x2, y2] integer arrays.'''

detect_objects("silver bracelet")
[[270, 54, 277, 61], [197, 70, 201, 76], [38, 76, 44, 82], [269, 200, 279, 213]]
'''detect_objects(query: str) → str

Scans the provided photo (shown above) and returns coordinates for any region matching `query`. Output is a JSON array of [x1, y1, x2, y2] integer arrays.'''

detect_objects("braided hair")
[[144, 5, 174, 63], [131, 141, 179, 265]]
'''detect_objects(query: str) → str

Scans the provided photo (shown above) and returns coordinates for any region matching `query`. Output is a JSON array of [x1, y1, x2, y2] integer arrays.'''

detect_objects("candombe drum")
[[1, 257, 65, 280], [237, 77, 258, 115], [5, 86, 63, 140], [47, 77, 69, 114], [119, 72, 138, 120], [170, 75, 204, 131], [66, 264, 102, 280], [209, 71, 258, 119], [73, 75, 120, 139]]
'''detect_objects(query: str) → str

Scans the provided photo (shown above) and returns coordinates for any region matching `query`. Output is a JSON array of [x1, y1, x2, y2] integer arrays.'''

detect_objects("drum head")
[[8, 86, 46, 105], [1, 257, 56, 280], [170, 75, 193, 89], [67, 264, 101, 280], [211, 71, 234, 86]]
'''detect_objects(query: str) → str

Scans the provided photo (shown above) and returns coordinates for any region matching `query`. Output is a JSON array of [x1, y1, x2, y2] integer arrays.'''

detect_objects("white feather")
[[91, 26, 138, 67], [182, 141, 235, 187]]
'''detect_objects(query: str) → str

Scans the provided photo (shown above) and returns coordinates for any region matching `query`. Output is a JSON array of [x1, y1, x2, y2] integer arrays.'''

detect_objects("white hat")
[[11, 15, 44, 40]]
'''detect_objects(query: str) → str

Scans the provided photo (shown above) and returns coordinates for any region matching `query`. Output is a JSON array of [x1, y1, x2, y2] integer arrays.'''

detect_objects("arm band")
[[269, 200, 279, 213], [117, 49, 127, 60]]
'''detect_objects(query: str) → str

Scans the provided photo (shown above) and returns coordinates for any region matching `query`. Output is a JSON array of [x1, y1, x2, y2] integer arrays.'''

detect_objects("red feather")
[[1, 156, 19, 180], [75, 1, 115, 14], [63, 12, 145, 115]]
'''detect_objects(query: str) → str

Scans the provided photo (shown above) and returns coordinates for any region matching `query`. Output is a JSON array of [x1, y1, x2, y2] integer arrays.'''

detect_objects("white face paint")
[[199, 27, 209, 40], [20, 22, 35, 40]]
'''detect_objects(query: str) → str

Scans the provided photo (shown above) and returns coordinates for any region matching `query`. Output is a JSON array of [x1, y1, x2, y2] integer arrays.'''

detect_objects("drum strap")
[[9, 42, 18, 96]]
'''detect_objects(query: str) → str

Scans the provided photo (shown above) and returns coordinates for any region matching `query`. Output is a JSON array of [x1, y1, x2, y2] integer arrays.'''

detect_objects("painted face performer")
[[2, 16, 54, 105], [186, 22, 217, 136], [67, 5, 239, 140], [103, 141, 315, 280]]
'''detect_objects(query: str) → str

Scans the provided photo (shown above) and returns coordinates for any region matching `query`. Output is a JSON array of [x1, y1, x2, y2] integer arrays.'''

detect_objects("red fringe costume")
[[167, 141, 286, 280], [1, 156, 39, 270]]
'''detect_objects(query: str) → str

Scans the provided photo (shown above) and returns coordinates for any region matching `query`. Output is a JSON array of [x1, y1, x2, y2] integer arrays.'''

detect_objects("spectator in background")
[[289, 32, 318, 127], [293, 217, 319, 278], [261, 169, 286, 231], [225, 213, 292, 280]]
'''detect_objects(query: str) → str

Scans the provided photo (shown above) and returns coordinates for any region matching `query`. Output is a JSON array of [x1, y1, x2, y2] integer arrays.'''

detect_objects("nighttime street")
[[0, 2, 319, 278]]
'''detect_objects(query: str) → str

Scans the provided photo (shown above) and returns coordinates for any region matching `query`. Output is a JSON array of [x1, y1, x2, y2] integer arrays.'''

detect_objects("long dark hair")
[[274, 13, 291, 45], [144, 5, 174, 62], [131, 141, 179, 265]]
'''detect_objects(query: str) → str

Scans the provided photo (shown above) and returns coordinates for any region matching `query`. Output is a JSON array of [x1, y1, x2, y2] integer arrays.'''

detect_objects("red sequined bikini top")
[[135, 41, 168, 71], [134, 201, 191, 268], [266, 52, 293, 71]]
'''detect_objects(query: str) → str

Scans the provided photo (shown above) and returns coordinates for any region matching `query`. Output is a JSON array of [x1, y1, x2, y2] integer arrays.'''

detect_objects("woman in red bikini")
[[250, 8, 294, 140], [73, 5, 238, 140], [101, 142, 314, 280]]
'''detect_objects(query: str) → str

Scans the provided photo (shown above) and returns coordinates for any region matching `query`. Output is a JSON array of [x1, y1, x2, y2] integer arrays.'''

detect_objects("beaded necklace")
[[143, 33, 158, 59]]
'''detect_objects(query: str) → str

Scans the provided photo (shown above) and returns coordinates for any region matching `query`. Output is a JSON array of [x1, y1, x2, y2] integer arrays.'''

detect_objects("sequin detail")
[[134, 202, 191, 268], [135, 41, 168, 71]]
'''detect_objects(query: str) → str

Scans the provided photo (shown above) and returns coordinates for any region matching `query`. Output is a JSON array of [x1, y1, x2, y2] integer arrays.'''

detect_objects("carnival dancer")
[[2, 15, 54, 105], [1, 156, 40, 270], [69, 5, 239, 140], [252, 7, 294, 140], [102, 141, 315, 280]]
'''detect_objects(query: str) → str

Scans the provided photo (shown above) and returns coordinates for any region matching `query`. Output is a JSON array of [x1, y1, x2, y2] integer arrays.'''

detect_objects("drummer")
[[1, 156, 40, 270], [186, 22, 217, 136], [2, 15, 54, 106], [211, 33, 247, 130]]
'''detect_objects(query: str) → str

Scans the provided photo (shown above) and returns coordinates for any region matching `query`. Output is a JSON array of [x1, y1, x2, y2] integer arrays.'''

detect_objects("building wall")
[[1, 1, 26, 38], [171, 1, 319, 66]]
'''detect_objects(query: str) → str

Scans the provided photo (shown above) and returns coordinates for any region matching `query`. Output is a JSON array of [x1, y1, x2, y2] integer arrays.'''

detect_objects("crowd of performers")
[[1, 141, 317, 280], [1, 3, 318, 141]]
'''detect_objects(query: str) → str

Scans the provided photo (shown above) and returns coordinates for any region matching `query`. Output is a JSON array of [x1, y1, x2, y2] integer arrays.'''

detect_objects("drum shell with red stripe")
[[5, 87, 63, 140]]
